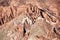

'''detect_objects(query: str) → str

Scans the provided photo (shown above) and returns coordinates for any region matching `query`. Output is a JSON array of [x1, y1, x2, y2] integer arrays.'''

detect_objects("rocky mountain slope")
[[0, 0, 60, 40]]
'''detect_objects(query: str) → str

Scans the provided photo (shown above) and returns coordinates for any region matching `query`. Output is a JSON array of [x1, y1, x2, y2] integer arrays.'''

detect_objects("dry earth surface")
[[0, 0, 60, 40]]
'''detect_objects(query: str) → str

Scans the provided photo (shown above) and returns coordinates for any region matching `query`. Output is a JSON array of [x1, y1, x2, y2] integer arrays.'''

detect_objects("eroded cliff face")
[[0, 0, 60, 40]]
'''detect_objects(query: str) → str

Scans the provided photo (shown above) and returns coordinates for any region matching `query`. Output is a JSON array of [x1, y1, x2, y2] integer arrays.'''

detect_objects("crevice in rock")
[[53, 27, 56, 33], [53, 27, 60, 37], [0, 20, 2, 25], [23, 23, 26, 36], [39, 9, 44, 18], [0, 17, 5, 25], [36, 35, 39, 38]]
